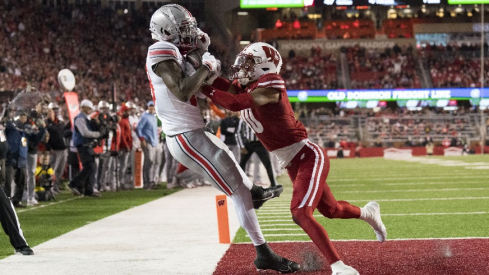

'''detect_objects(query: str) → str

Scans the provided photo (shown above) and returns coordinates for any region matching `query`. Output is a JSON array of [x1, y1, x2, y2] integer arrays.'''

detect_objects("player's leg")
[[288, 141, 358, 274], [314, 150, 386, 242], [167, 130, 299, 273]]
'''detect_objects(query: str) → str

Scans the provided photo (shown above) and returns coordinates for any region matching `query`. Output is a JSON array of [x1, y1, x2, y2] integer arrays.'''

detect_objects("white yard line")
[[15, 196, 81, 213], [336, 187, 489, 194], [330, 175, 489, 182], [241, 237, 489, 243]]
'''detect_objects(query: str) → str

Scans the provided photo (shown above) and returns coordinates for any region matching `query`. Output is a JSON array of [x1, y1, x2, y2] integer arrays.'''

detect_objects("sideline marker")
[[215, 194, 230, 244]]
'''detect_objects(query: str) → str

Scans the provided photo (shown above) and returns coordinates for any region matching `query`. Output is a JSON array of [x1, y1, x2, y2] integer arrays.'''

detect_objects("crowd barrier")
[[322, 146, 489, 158]]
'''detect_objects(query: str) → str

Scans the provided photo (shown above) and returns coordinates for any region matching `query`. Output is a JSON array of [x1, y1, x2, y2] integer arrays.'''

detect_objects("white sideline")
[[0, 187, 240, 275]]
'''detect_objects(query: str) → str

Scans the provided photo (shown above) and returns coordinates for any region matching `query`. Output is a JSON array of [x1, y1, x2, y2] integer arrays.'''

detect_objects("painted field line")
[[330, 175, 489, 182], [258, 211, 489, 221], [15, 196, 81, 213], [238, 236, 489, 244], [260, 224, 298, 227], [331, 181, 487, 188], [337, 187, 489, 194], [262, 228, 303, 231], [261, 197, 489, 208]]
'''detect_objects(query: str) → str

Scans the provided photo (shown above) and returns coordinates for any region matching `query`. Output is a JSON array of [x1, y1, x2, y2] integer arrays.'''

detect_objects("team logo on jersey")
[[210, 89, 216, 96], [217, 199, 225, 207]]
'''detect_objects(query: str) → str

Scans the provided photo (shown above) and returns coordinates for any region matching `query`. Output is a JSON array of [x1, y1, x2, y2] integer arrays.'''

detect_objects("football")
[[185, 49, 202, 69]]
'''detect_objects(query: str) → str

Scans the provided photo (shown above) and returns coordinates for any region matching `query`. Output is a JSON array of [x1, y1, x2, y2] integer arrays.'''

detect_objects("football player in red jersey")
[[202, 42, 387, 275]]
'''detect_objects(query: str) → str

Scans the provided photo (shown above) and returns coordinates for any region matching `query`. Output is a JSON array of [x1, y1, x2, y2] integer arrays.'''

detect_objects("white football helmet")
[[149, 4, 199, 53], [98, 100, 110, 110], [232, 42, 283, 85]]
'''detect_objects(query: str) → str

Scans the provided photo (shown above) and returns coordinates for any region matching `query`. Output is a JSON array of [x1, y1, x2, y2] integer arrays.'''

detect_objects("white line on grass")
[[15, 197, 81, 213], [239, 236, 489, 243], [263, 197, 489, 206], [330, 175, 489, 182], [336, 187, 489, 194], [262, 228, 303, 231], [257, 211, 489, 221], [260, 224, 298, 227]]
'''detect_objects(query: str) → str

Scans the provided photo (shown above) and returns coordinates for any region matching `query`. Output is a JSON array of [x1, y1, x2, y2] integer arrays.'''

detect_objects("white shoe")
[[27, 198, 39, 206], [331, 261, 359, 275], [360, 201, 387, 242]]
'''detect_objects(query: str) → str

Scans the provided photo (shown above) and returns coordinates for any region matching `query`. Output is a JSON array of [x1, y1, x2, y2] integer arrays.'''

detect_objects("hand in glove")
[[202, 52, 220, 73]]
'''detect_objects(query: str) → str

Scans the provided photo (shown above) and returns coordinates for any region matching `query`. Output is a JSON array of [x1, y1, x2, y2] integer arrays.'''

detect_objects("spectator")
[[46, 106, 67, 194], [136, 101, 158, 190], [4, 110, 30, 208], [25, 101, 48, 206], [68, 100, 105, 197], [116, 104, 132, 190]]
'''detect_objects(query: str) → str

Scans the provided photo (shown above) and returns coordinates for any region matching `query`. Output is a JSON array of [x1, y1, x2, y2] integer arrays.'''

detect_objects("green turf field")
[[0, 186, 180, 259], [233, 155, 489, 243]]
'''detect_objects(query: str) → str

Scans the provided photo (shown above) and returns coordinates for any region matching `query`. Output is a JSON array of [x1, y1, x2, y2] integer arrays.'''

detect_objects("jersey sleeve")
[[256, 74, 286, 93], [147, 41, 180, 67]]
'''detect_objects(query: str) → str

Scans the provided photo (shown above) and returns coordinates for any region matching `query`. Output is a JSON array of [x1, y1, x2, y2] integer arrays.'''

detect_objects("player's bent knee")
[[291, 208, 314, 226]]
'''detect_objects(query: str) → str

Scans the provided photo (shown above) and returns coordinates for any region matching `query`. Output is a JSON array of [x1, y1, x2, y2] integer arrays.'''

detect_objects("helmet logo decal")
[[262, 46, 280, 67]]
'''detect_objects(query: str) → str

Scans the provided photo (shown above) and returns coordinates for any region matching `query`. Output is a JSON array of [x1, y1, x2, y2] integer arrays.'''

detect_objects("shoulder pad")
[[148, 41, 181, 67]]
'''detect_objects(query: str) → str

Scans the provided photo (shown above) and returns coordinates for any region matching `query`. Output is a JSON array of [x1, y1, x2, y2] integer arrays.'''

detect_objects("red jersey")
[[238, 74, 307, 151]]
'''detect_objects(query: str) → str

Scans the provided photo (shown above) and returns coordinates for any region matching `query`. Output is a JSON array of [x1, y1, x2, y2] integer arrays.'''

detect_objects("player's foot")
[[254, 243, 300, 273], [68, 183, 82, 196], [15, 246, 34, 256], [330, 261, 359, 275], [360, 201, 387, 242], [251, 185, 283, 209]]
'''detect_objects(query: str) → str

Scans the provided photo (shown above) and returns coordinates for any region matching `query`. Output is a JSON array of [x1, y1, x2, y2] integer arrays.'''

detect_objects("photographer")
[[68, 100, 107, 197], [5, 110, 35, 208], [25, 101, 48, 206]]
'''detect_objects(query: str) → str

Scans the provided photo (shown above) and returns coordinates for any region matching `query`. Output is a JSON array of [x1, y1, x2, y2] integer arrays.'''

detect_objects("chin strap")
[[201, 85, 254, 112]]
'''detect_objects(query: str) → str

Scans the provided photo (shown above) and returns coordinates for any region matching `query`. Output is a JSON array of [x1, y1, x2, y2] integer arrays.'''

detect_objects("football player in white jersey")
[[145, 4, 300, 273]]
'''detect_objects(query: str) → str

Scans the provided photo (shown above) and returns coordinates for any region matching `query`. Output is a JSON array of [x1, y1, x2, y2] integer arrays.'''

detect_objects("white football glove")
[[204, 60, 221, 84], [202, 52, 219, 73], [196, 28, 210, 52]]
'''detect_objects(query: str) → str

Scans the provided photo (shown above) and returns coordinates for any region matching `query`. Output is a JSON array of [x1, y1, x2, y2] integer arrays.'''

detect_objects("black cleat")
[[15, 246, 34, 256], [254, 254, 300, 273], [252, 185, 283, 209]]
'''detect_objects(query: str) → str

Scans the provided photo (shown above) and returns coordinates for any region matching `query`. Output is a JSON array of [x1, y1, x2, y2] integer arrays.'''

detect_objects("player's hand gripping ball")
[[185, 49, 202, 70]]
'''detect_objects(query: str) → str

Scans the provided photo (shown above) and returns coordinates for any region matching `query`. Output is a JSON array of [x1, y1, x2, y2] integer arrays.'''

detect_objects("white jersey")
[[146, 41, 205, 136]]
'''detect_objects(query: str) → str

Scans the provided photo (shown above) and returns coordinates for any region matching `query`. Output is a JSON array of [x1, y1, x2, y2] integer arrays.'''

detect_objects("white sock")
[[230, 183, 265, 246], [359, 207, 369, 220]]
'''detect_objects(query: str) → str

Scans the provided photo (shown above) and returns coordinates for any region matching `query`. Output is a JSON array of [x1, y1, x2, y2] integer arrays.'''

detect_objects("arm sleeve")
[[74, 117, 100, 139], [202, 86, 254, 112]]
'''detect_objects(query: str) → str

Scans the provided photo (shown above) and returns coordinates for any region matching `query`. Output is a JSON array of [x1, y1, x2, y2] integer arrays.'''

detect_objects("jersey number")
[[241, 109, 263, 134]]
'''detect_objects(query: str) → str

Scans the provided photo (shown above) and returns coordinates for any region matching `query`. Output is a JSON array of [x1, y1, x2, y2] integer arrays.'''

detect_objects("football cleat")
[[360, 201, 387, 243], [251, 185, 283, 209], [15, 246, 34, 256], [254, 254, 300, 274], [330, 261, 359, 275]]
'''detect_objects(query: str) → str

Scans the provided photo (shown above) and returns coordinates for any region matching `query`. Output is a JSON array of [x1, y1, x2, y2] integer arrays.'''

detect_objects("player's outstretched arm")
[[201, 86, 279, 111], [154, 60, 210, 102]]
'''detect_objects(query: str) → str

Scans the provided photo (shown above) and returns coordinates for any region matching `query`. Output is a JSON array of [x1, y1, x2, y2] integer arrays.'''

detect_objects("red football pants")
[[286, 141, 361, 265]]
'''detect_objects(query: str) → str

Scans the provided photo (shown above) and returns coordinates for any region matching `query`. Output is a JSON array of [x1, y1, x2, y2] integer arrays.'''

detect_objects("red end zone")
[[213, 238, 489, 274]]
